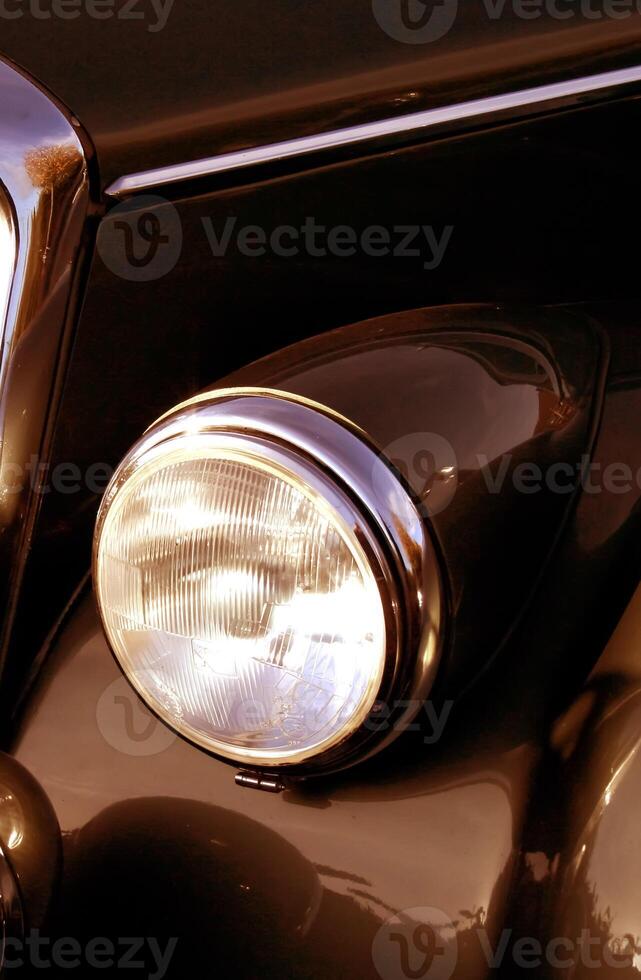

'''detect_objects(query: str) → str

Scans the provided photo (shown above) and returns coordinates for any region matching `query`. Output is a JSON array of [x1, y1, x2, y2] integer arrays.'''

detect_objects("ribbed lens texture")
[[97, 450, 386, 762]]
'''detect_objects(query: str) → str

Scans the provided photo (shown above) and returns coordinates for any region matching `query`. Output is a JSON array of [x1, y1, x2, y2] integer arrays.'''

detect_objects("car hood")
[[2, 3, 641, 190]]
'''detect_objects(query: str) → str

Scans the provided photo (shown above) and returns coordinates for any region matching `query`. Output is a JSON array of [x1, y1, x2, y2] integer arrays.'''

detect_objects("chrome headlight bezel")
[[94, 388, 444, 775]]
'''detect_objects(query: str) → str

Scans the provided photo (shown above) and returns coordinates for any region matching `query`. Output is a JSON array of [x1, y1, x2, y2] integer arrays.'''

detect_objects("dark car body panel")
[[2, 9, 641, 976], [9, 293, 641, 975], [8, 89, 641, 708], [2, 3, 641, 185], [12, 589, 537, 978]]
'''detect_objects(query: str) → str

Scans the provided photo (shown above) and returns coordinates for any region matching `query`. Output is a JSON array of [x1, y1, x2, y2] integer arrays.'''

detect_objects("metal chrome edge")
[[0, 58, 91, 683], [0, 838, 23, 968], [105, 63, 641, 197], [93, 389, 444, 775]]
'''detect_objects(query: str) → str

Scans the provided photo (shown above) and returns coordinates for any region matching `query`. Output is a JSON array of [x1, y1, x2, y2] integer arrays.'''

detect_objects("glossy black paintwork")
[[9, 292, 641, 977], [2, 3, 641, 187], [497, 587, 641, 978], [0, 754, 59, 934], [13, 591, 539, 979], [7, 91, 641, 716], [211, 306, 605, 696], [3, 59, 641, 979]]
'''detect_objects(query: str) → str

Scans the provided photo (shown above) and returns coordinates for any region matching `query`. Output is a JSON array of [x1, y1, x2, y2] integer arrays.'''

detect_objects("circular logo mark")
[[96, 675, 177, 757], [373, 906, 458, 980], [372, 0, 458, 44], [377, 432, 458, 517], [98, 194, 182, 281]]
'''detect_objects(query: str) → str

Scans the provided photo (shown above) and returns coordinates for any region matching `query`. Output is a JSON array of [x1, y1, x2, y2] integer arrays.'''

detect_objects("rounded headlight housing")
[[94, 389, 443, 774]]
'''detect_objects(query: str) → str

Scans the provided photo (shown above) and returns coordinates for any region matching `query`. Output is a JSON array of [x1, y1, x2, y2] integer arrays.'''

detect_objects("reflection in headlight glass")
[[96, 447, 387, 764]]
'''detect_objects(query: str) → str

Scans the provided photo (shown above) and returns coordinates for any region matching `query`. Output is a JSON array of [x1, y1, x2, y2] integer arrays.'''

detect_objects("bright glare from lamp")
[[95, 444, 387, 765]]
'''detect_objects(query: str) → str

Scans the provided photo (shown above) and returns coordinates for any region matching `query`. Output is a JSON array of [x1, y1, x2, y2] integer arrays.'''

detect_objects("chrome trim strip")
[[0, 190, 16, 333], [106, 64, 641, 197], [0, 58, 90, 677]]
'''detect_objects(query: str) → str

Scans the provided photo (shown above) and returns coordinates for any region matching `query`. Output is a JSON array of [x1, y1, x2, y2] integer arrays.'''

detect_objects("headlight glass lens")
[[96, 441, 387, 764]]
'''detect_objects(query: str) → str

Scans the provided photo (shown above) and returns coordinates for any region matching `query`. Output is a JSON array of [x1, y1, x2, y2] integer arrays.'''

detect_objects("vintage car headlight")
[[94, 389, 442, 772]]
